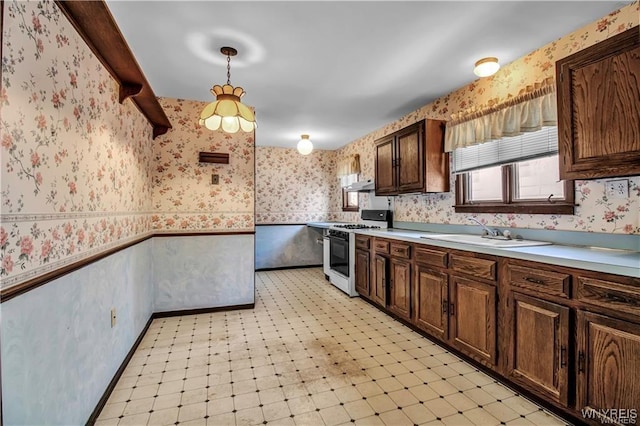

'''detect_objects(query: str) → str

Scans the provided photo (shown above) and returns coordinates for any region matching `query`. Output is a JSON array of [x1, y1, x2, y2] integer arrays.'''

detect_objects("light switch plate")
[[606, 179, 629, 199], [111, 308, 117, 328], [211, 174, 219, 185]]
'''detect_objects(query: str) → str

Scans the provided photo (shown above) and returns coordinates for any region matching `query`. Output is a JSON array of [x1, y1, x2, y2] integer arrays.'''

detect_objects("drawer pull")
[[394, 248, 401, 252], [524, 277, 545, 285], [560, 346, 567, 368], [578, 351, 585, 373]]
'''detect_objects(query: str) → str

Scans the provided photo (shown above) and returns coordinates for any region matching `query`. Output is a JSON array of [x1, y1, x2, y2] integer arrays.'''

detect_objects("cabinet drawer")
[[415, 246, 447, 268], [355, 235, 370, 250], [390, 242, 411, 259], [576, 277, 640, 318], [373, 239, 390, 254], [508, 265, 571, 298], [450, 254, 496, 281]]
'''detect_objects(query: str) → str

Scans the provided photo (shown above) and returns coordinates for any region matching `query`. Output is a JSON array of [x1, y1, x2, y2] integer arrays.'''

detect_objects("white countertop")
[[306, 222, 341, 229], [354, 228, 640, 278]]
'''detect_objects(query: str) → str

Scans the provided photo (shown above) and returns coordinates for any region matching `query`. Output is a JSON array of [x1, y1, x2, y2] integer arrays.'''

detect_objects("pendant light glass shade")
[[474, 57, 500, 77], [297, 134, 313, 155], [199, 84, 256, 133], [199, 47, 257, 134]]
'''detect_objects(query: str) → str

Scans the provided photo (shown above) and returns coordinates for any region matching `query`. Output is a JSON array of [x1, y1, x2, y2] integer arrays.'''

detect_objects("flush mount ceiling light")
[[474, 57, 500, 78], [297, 134, 313, 155], [199, 47, 257, 134]]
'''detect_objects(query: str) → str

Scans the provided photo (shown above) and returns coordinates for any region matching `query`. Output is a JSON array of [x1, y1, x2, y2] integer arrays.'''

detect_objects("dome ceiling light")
[[297, 134, 313, 155], [474, 57, 500, 78]]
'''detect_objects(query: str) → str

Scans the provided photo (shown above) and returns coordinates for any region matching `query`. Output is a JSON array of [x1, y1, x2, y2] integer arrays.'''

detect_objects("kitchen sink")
[[420, 234, 552, 248]]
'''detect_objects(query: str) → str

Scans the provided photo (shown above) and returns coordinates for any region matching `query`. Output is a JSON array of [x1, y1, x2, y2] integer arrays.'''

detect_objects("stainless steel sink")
[[420, 234, 552, 248]]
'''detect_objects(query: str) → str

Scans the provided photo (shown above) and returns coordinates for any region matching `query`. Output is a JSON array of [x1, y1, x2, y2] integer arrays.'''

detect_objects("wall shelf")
[[55, 1, 172, 139]]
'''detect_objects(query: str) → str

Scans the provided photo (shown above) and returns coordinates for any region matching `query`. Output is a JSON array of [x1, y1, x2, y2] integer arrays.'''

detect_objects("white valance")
[[445, 78, 557, 152]]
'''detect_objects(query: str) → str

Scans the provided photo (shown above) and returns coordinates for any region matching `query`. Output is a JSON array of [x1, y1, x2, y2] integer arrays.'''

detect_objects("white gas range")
[[324, 210, 392, 297]]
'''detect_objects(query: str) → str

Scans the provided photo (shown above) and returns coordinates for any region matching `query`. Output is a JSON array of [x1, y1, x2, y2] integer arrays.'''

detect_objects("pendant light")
[[199, 47, 257, 133], [474, 57, 500, 77], [297, 134, 313, 155]]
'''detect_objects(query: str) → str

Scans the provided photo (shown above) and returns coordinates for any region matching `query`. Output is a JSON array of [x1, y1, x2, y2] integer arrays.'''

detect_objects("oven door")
[[328, 234, 350, 277]]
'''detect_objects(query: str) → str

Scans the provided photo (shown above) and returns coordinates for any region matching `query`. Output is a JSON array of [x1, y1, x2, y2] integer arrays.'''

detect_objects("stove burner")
[[334, 224, 381, 229]]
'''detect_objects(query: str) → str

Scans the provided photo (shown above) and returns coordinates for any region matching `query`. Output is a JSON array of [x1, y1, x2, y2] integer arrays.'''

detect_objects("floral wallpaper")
[[256, 147, 339, 224], [153, 98, 254, 232], [1, 0, 154, 289], [335, 1, 640, 235]]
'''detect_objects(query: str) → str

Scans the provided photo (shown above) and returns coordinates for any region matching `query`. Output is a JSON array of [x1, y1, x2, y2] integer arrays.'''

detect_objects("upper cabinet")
[[375, 120, 449, 195], [556, 27, 640, 180]]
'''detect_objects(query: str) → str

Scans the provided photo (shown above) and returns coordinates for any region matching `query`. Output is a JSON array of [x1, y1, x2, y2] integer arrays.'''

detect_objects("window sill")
[[342, 207, 359, 212], [454, 203, 576, 215]]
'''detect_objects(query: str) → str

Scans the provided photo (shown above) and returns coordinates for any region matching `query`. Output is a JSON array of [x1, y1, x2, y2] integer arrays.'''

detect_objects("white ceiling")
[[106, 1, 627, 150]]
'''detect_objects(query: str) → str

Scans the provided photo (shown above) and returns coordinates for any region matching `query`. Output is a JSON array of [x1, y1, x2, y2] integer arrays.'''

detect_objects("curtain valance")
[[337, 154, 361, 177], [444, 77, 557, 152]]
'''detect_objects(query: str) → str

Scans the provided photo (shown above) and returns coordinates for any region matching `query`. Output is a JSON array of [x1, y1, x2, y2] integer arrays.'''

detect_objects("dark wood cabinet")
[[449, 275, 497, 366], [508, 292, 570, 405], [372, 254, 387, 307], [358, 235, 639, 424], [414, 264, 448, 340], [355, 249, 370, 297], [375, 136, 396, 195], [577, 311, 640, 420], [556, 27, 640, 179], [374, 120, 449, 195], [388, 258, 411, 320]]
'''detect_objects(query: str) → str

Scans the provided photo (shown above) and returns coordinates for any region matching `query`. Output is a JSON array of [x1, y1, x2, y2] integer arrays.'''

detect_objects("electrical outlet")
[[606, 179, 629, 199], [111, 308, 117, 328], [211, 174, 219, 185]]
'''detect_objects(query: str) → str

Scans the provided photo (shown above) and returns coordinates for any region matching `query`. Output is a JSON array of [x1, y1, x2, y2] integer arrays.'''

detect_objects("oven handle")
[[327, 234, 349, 243]]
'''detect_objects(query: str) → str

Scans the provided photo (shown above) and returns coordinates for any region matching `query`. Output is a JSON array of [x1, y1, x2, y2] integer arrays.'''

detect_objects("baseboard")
[[86, 303, 255, 424], [255, 264, 322, 272], [86, 315, 153, 425], [152, 303, 255, 318]]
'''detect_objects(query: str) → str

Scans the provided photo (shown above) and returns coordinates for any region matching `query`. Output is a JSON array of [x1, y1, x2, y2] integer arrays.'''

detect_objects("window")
[[340, 172, 359, 212], [342, 189, 359, 212], [454, 127, 574, 214]]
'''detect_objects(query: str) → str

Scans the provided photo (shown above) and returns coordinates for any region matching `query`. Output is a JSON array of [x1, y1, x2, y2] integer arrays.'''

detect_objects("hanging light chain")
[[226, 54, 231, 85]]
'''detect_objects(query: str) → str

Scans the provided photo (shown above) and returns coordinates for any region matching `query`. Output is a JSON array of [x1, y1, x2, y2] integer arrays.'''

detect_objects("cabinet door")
[[450, 276, 497, 365], [557, 27, 640, 179], [396, 123, 424, 193], [414, 265, 448, 340], [389, 258, 411, 320], [508, 292, 569, 405], [355, 249, 370, 297], [577, 311, 640, 419], [375, 136, 396, 195], [371, 254, 387, 307]]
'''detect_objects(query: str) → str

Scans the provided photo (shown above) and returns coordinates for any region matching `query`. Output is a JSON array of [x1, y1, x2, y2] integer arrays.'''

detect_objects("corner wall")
[[151, 98, 255, 310]]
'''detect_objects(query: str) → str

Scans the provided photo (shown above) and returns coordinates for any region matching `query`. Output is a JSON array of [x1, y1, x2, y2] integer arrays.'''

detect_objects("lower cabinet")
[[355, 249, 370, 297], [577, 311, 640, 420], [388, 258, 411, 320], [508, 292, 570, 405], [358, 236, 640, 424], [414, 264, 448, 340], [372, 254, 387, 307], [449, 275, 497, 365]]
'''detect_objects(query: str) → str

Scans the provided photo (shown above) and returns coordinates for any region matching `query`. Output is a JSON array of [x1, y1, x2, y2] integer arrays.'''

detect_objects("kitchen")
[[1, 1, 639, 425]]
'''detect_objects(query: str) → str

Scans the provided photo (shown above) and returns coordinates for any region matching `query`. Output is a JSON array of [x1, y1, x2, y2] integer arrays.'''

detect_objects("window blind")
[[453, 126, 558, 173]]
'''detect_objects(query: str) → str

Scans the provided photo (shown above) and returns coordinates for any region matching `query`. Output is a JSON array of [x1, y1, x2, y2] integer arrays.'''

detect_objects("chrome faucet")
[[469, 217, 500, 238]]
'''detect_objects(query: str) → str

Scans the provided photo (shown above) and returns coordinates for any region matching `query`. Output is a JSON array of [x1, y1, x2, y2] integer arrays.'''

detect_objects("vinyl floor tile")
[[96, 269, 567, 426]]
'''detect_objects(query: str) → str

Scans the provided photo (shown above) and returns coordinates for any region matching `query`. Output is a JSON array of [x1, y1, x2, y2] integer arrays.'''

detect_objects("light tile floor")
[[97, 268, 568, 426]]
